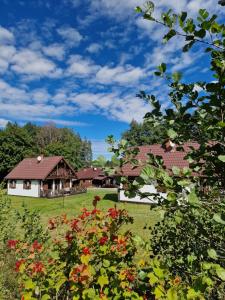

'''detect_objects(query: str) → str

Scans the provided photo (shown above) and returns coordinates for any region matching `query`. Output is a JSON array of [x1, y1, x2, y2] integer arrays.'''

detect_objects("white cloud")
[[42, 44, 65, 60], [67, 55, 99, 77], [0, 79, 29, 103], [31, 88, 51, 103], [70, 91, 150, 123], [11, 49, 61, 78], [86, 43, 102, 54], [0, 118, 9, 128], [0, 26, 14, 44], [0, 45, 16, 73], [57, 26, 83, 46], [95, 65, 146, 85]]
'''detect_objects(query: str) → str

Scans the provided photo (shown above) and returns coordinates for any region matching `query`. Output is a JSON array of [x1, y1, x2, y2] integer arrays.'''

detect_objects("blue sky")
[[0, 0, 222, 158]]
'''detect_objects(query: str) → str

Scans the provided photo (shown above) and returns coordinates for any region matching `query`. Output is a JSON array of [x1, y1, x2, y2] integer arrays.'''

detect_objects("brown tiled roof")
[[76, 167, 104, 180], [121, 142, 199, 177], [5, 156, 70, 180]]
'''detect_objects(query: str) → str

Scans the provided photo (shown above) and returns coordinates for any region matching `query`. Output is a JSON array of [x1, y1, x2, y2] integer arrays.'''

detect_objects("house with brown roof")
[[76, 167, 116, 188], [119, 141, 199, 204], [5, 155, 78, 198]]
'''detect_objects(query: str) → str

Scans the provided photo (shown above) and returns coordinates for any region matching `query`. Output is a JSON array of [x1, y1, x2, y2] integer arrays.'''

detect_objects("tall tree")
[[122, 119, 167, 146], [0, 123, 36, 179]]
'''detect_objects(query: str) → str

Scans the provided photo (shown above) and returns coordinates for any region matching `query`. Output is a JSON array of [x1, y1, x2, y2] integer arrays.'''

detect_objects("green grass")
[[8, 188, 159, 238]]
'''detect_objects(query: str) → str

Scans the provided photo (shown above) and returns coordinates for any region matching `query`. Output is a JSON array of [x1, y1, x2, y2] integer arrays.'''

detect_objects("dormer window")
[[23, 180, 31, 190], [9, 180, 16, 189]]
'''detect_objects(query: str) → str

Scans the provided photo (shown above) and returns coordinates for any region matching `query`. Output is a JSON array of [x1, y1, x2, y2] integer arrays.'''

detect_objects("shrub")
[[8, 197, 147, 299]]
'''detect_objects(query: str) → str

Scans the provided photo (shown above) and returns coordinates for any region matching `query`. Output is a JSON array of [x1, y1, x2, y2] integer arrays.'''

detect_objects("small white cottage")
[[5, 155, 77, 198], [118, 141, 199, 204]]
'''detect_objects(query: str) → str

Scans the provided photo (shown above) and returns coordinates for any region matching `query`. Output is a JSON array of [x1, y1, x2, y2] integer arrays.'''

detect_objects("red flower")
[[80, 208, 91, 220], [99, 236, 108, 246], [71, 219, 79, 231], [108, 208, 119, 219], [32, 261, 44, 273], [126, 272, 135, 282], [82, 247, 91, 255], [94, 195, 101, 201], [91, 208, 100, 215], [15, 259, 26, 272], [32, 240, 42, 252], [65, 232, 73, 243], [7, 239, 18, 249]]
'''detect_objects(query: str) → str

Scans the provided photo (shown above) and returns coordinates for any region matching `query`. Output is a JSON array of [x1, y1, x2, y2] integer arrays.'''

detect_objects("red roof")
[[121, 142, 199, 177], [76, 167, 104, 180], [5, 156, 74, 180]]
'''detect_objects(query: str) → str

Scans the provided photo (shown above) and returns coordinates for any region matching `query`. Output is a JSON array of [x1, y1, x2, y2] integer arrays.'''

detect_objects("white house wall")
[[119, 184, 166, 204], [8, 180, 40, 197]]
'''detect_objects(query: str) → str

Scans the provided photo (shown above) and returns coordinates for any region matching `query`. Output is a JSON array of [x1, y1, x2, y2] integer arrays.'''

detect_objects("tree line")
[[0, 122, 92, 180]]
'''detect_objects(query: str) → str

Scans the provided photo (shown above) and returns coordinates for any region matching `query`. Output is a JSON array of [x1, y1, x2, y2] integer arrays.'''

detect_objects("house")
[[76, 167, 116, 188], [5, 155, 79, 198], [119, 141, 199, 204]]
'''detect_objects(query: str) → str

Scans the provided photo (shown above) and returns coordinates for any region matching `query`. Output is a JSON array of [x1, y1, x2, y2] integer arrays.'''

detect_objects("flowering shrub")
[[8, 197, 148, 299]]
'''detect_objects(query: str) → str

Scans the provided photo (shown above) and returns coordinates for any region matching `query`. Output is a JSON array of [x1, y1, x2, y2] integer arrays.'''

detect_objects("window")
[[9, 180, 16, 189], [23, 180, 31, 190]]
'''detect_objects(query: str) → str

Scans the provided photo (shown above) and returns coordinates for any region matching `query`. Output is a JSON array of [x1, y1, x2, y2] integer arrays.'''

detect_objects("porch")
[[40, 178, 86, 198]]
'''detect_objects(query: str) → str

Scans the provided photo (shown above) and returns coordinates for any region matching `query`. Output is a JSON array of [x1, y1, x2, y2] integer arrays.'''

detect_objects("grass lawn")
[[8, 188, 159, 238]]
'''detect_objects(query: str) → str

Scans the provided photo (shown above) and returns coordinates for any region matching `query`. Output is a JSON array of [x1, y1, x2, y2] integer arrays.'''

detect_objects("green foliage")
[[0, 122, 92, 180], [151, 199, 225, 298], [108, 2, 225, 299], [122, 119, 167, 146]]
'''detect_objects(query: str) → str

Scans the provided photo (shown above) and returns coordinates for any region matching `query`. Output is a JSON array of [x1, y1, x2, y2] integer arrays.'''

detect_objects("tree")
[[108, 2, 225, 297], [122, 119, 166, 146], [92, 155, 107, 168], [0, 123, 92, 180], [0, 123, 36, 179]]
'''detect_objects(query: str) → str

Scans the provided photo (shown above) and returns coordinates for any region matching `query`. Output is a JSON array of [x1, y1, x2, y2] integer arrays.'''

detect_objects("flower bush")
[[8, 197, 148, 299]]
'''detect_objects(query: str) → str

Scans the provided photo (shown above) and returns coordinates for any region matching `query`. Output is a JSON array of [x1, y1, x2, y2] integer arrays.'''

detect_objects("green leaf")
[[187, 288, 201, 299], [218, 155, 225, 162], [213, 213, 225, 224], [195, 29, 206, 38], [163, 29, 176, 42], [25, 279, 35, 290], [199, 9, 209, 20], [167, 288, 178, 300], [179, 11, 187, 23], [97, 275, 109, 288], [140, 165, 155, 181], [167, 128, 177, 139], [154, 286, 164, 298], [207, 248, 218, 260], [41, 295, 51, 300], [103, 259, 110, 267], [158, 63, 167, 73], [172, 72, 182, 82], [216, 267, 225, 281], [153, 267, 164, 279], [135, 6, 142, 13], [183, 40, 195, 52], [188, 189, 200, 207], [172, 166, 180, 176]]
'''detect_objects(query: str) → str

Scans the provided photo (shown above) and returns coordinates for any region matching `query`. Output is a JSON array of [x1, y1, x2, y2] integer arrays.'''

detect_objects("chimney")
[[37, 154, 44, 163], [163, 139, 176, 152]]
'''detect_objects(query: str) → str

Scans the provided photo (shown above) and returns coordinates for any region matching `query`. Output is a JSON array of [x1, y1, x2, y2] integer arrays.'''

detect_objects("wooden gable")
[[46, 158, 76, 179]]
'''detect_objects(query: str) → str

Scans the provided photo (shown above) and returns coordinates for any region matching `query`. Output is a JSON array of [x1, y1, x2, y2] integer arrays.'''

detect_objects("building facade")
[[118, 141, 199, 204], [5, 156, 77, 198]]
